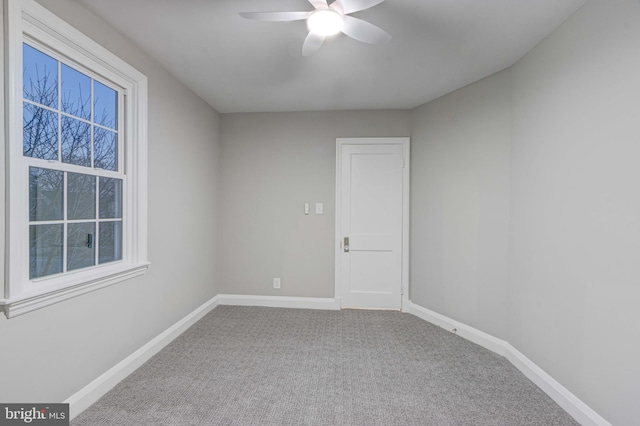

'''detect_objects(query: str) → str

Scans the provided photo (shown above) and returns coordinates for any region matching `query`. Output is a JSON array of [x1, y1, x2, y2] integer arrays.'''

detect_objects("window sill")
[[0, 262, 150, 318]]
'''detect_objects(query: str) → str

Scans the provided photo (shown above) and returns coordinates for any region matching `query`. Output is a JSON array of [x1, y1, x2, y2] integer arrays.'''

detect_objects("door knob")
[[344, 237, 349, 253]]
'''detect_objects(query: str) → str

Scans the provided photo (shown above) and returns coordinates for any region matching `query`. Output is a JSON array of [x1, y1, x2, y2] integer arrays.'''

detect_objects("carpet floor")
[[72, 306, 579, 425]]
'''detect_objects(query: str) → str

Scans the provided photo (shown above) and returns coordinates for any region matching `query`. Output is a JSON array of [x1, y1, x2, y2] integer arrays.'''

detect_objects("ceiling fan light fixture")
[[240, 0, 391, 55], [308, 10, 343, 37]]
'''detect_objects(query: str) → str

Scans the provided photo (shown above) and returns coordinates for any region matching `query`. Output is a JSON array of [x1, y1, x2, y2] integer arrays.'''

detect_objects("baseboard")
[[407, 302, 508, 356], [64, 295, 221, 420], [217, 294, 340, 311], [504, 343, 611, 426], [64, 294, 335, 419], [406, 301, 611, 426], [64, 295, 610, 425]]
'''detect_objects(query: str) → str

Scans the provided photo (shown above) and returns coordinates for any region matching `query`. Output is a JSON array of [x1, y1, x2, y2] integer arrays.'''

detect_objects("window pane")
[[23, 103, 58, 160], [29, 224, 63, 279], [68, 173, 96, 220], [29, 167, 63, 221], [94, 127, 117, 171], [93, 81, 117, 130], [62, 116, 91, 166], [61, 63, 91, 120], [99, 221, 122, 264], [99, 177, 122, 219], [68, 223, 95, 271], [23, 43, 58, 108]]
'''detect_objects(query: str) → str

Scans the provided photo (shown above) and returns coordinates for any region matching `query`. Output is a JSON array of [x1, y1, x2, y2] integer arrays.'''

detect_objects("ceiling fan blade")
[[308, 0, 329, 9], [239, 11, 311, 22], [331, 0, 385, 15], [302, 32, 325, 56], [341, 15, 391, 44]]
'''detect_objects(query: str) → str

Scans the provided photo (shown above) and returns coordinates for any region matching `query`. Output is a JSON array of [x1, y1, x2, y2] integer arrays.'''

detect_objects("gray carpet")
[[72, 306, 578, 425]]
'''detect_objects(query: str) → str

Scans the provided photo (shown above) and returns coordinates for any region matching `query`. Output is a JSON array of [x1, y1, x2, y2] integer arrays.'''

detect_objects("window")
[[2, 0, 148, 318], [25, 43, 123, 278]]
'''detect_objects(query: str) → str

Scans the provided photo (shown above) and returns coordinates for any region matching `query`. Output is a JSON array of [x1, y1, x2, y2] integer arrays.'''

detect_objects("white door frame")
[[334, 137, 410, 311]]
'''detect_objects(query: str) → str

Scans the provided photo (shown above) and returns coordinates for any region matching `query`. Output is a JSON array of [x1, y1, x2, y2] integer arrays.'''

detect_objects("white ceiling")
[[76, 0, 587, 113]]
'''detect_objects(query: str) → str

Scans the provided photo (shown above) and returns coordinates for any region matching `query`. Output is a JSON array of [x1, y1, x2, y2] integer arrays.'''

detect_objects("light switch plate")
[[315, 203, 323, 214]]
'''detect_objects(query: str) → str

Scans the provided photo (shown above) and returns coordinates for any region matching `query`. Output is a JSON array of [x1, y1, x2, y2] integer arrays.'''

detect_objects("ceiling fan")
[[239, 0, 391, 56]]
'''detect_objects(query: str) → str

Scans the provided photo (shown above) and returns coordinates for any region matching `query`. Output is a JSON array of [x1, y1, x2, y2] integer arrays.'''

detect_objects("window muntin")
[[23, 41, 124, 281]]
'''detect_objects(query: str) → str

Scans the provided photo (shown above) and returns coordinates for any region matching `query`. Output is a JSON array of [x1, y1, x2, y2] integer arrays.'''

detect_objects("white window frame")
[[2, 0, 149, 318]]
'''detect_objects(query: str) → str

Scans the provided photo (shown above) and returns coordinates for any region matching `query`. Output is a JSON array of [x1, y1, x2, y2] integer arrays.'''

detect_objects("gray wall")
[[0, 0, 221, 402], [410, 70, 512, 340], [508, 0, 640, 424], [218, 111, 410, 297], [410, 1, 640, 423]]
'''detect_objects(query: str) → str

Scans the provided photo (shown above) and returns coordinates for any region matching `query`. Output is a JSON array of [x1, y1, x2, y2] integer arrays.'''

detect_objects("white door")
[[336, 138, 409, 310]]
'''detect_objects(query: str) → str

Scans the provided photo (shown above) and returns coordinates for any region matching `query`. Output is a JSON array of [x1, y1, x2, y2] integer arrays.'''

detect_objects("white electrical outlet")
[[273, 278, 281, 289]]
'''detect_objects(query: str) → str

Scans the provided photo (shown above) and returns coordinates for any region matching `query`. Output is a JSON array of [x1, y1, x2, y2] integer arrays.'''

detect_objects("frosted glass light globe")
[[308, 10, 343, 37]]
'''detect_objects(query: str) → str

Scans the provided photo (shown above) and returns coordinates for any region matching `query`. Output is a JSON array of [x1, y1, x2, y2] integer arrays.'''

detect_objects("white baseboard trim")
[[64, 295, 609, 426], [406, 301, 611, 426], [64, 294, 336, 419], [407, 301, 508, 356], [504, 343, 611, 426], [64, 295, 221, 420], [217, 294, 340, 311]]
